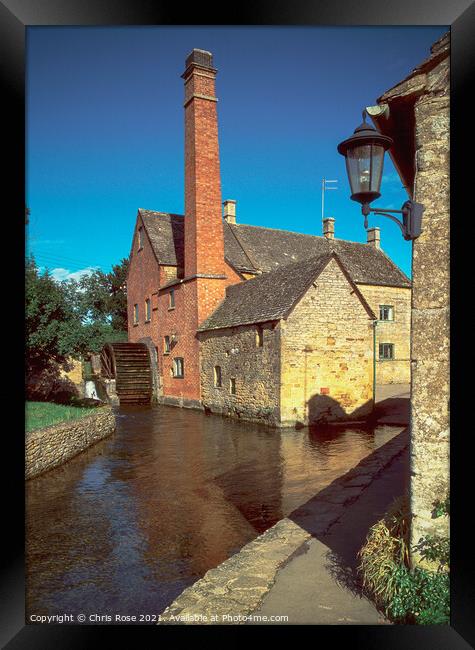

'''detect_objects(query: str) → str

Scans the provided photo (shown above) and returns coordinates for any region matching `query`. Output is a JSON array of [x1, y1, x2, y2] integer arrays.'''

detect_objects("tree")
[[26, 257, 74, 373], [26, 256, 128, 375], [78, 258, 129, 331]]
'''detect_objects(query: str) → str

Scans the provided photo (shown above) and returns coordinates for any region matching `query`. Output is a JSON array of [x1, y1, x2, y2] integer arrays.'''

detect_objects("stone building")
[[370, 32, 450, 555], [127, 48, 411, 426]]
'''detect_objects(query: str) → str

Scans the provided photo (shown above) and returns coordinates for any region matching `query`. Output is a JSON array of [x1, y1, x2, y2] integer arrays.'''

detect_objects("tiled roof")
[[137, 209, 411, 288], [198, 253, 375, 331]]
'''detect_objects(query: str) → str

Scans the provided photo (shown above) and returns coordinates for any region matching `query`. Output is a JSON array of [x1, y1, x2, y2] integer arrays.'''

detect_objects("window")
[[145, 298, 151, 322], [379, 343, 394, 360], [173, 357, 184, 378], [214, 366, 222, 388], [256, 325, 264, 347], [164, 336, 171, 354], [379, 305, 394, 321], [230, 377, 236, 395], [169, 289, 175, 309], [138, 226, 143, 250], [133, 304, 139, 324]]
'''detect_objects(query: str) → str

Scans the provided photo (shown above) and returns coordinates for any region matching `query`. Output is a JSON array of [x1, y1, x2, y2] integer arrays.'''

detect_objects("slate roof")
[[138, 209, 411, 289], [198, 253, 375, 332]]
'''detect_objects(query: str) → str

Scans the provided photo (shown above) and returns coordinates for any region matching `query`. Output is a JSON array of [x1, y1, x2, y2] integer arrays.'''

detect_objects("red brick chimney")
[[182, 49, 225, 278]]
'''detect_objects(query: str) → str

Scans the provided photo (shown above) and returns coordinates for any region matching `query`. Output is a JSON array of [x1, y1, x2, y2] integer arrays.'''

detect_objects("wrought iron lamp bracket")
[[361, 200, 424, 241]]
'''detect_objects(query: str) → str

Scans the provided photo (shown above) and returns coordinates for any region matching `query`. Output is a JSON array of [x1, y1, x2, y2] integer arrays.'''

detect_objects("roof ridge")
[[232, 222, 324, 239], [139, 209, 183, 219]]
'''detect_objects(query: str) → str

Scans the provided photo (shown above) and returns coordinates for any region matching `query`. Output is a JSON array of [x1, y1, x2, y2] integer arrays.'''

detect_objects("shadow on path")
[[289, 430, 409, 600]]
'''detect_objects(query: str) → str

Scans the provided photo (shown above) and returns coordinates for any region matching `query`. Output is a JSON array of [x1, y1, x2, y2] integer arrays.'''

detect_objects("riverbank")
[[158, 426, 408, 624], [25, 405, 115, 479]]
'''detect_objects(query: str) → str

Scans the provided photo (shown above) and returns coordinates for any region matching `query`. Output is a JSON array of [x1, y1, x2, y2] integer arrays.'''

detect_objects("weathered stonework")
[[25, 407, 116, 480], [200, 322, 281, 425], [358, 284, 411, 384], [377, 32, 450, 559], [280, 259, 374, 425]]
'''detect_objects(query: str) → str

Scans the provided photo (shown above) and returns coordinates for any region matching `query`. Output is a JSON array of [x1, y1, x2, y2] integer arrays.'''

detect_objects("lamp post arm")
[[361, 200, 424, 241], [370, 209, 407, 237]]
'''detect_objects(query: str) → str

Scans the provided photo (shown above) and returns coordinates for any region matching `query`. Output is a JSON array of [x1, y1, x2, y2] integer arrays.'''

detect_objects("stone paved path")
[[374, 383, 410, 426], [251, 448, 409, 624], [158, 428, 408, 625]]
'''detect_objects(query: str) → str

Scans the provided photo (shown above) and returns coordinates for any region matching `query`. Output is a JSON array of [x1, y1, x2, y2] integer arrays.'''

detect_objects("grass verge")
[[26, 401, 104, 432]]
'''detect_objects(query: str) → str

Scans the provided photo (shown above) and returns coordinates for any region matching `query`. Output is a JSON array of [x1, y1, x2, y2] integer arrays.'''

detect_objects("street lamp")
[[337, 110, 423, 240]]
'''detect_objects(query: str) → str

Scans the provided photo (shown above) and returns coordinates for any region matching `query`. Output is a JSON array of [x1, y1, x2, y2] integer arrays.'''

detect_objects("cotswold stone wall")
[[358, 284, 411, 384], [280, 259, 374, 426], [378, 34, 450, 558], [199, 323, 280, 425], [410, 47, 450, 550], [25, 407, 115, 480]]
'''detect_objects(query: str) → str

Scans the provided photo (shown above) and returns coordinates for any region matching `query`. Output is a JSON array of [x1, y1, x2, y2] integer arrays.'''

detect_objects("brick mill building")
[[127, 48, 411, 427]]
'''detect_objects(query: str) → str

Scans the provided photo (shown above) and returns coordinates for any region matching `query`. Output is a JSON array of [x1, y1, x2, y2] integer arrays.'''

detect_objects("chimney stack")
[[323, 217, 335, 240], [223, 200, 236, 224], [182, 49, 225, 278], [367, 227, 381, 249]]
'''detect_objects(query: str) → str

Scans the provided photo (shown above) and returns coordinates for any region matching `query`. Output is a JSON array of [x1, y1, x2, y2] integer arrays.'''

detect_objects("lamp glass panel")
[[369, 144, 385, 194], [345, 143, 386, 196]]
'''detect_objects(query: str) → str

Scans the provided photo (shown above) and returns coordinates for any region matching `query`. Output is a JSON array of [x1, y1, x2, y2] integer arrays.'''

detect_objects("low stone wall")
[[25, 406, 116, 480]]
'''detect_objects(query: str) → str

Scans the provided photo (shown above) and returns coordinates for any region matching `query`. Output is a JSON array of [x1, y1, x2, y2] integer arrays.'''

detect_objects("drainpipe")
[[373, 320, 378, 405]]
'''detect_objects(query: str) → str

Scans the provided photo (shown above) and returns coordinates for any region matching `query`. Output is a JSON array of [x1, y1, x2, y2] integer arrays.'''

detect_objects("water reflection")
[[26, 405, 400, 621]]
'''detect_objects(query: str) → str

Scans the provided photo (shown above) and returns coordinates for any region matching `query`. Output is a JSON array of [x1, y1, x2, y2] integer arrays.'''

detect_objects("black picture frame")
[[2, 0, 473, 646]]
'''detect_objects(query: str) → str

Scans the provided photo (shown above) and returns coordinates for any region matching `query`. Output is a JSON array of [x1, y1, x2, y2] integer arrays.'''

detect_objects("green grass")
[[25, 401, 103, 432]]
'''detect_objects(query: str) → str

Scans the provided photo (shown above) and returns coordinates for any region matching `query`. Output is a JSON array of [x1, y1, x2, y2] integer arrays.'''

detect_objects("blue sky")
[[26, 25, 447, 280]]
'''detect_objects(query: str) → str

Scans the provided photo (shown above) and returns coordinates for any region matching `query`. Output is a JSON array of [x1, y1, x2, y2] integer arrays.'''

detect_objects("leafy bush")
[[358, 494, 450, 625]]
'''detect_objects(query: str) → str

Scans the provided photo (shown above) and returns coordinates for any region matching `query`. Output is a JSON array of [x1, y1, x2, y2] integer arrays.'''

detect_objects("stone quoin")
[[127, 48, 412, 426]]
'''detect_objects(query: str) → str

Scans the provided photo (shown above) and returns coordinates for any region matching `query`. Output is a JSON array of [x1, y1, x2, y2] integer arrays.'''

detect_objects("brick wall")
[[127, 215, 161, 344], [280, 259, 374, 426], [358, 284, 411, 384], [199, 322, 281, 425], [183, 56, 225, 279]]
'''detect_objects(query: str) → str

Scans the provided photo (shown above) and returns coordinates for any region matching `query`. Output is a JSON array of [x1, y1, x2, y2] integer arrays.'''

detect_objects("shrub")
[[358, 494, 450, 625]]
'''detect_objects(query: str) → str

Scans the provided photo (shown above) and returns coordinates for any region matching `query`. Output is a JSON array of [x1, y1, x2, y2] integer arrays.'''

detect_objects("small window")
[[379, 305, 394, 321], [138, 226, 143, 250], [169, 289, 175, 309], [229, 377, 236, 395], [214, 366, 222, 388], [164, 336, 171, 354], [133, 304, 139, 324], [173, 357, 184, 378], [256, 325, 264, 347], [379, 343, 394, 360], [145, 298, 151, 321]]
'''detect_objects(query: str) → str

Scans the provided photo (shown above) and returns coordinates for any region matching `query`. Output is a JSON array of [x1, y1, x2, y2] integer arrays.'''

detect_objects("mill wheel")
[[100, 342, 152, 405]]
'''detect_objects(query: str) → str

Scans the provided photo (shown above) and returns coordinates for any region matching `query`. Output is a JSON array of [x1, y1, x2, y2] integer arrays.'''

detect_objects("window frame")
[[164, 335, 171, 355], [379, 342, 395, 360], [173, 357, 184, 378], [256, 325, 264, 348], [169, 289, 175, 310], [137, 226, 143, 250], [133, 303, 139, 325], [229, 377, 236, 395], [379, 304, 395, 322], [214, 365, 222, 388], [145, 298, 151, 322]]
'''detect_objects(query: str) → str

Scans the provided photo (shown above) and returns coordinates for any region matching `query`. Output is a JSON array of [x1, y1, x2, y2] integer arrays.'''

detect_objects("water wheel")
[[100, 343, 152, 405]]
